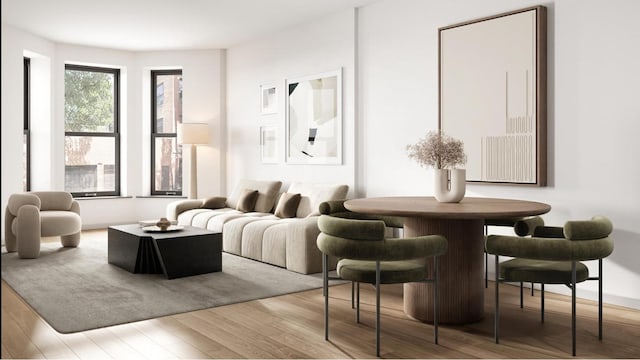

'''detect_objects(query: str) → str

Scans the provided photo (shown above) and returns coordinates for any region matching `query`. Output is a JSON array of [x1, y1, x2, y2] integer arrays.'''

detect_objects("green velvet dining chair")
[[486, 216, 614, 356], [316, 214, 448, 357], [484, 216, 545, 305], [319, 199, 405, 310]]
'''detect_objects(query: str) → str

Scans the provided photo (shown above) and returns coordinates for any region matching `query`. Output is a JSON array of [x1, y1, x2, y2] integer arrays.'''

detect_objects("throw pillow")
[[236, 189, 259, 212], [202, 196, 227, 209], [274, 193, 302, 218]]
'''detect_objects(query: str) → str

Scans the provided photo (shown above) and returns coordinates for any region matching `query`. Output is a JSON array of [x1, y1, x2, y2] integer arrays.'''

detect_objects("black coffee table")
[[108, 224, 222, 279]]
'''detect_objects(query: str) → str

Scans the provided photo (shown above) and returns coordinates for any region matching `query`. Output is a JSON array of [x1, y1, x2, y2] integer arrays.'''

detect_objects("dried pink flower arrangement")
[[406, 130, 467, 169]]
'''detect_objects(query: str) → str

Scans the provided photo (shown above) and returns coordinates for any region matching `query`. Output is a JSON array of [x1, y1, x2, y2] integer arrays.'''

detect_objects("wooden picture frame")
[[439, 6, 547, 186]]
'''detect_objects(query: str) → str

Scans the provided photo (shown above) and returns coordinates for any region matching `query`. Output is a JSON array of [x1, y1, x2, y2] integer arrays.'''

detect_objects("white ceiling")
[[2, 0, 379, 51]]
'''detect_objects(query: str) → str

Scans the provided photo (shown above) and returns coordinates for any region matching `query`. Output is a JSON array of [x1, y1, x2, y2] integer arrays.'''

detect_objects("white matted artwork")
[[260, 83, 277, 115], [260, 125, 278, 163], [285, 69, 342, 164], [439, 6, 547, 186]]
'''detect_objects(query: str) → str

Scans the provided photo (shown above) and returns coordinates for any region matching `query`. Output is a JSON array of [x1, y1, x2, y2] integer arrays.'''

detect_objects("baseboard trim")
[[491, 272, 640, 310]]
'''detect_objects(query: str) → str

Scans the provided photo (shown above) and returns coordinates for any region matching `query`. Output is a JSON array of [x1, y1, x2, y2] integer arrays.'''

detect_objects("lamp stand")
[[189, 144, 198, 199]]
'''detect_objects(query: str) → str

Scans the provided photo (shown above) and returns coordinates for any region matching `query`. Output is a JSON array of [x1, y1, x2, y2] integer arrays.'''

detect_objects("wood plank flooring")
[[2, 230, 640, 359]]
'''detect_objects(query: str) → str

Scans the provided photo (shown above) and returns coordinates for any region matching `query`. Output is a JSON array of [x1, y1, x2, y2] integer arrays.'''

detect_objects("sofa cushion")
[[195, 209, 242, 231], [227, 179, 283, 213], [223, 215, 276, 255], [177, 208, 231, 227], [274, 193, 302, 218], [241, 219, 280, 261], [236, 189, 259, 212], [286, 182, 349, 218], [263, 221, 297, 267]]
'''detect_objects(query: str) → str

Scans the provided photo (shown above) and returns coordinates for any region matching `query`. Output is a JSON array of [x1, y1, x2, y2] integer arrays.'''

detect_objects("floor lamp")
[[177, 123, 209, 199]]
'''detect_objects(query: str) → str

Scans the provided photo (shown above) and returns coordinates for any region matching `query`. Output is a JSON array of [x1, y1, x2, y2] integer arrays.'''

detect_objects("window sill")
[[75, 195, 187, 200], [75, 196, 134, 201], [136, 195, 187, 199]]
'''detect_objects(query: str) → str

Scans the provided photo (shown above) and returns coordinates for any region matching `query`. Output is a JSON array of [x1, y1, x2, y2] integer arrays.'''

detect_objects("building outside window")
[[64, 64, 120, 197], [151, 70, 182, 195], [157, 83, 164, 106]]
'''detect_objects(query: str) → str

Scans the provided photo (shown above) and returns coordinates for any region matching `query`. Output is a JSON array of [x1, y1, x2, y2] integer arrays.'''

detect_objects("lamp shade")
[[177, 123, 209, 145]]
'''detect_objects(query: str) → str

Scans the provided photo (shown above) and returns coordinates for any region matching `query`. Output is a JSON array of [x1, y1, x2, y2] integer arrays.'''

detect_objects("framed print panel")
[[260, 126, 278, 164], [260, 83, 277, 115], [285, 69, 342, 164], [439, 6, 547, 186]]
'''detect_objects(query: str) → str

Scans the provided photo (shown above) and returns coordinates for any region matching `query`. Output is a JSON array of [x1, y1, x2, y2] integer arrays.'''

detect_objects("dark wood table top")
[[344, 196, 551, 220]]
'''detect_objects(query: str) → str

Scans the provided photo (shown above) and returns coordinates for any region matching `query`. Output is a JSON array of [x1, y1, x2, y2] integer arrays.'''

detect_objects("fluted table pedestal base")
[[403, 218, 485, 324]]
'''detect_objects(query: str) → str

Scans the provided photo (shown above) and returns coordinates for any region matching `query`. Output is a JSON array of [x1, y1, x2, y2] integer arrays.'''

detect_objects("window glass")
[[64, 65, 119, 196], [64, 136, 116, 194], [65, 69, 115, 132], [151, 70, 182, 195], [153, 137, 181, 193]]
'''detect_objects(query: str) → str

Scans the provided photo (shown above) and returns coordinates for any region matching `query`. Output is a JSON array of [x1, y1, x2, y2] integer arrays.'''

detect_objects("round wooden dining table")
[[344, 196, 551, 324]]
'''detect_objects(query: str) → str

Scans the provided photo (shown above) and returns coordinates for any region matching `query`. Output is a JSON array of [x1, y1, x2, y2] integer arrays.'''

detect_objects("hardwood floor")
[[2, 231, 640, 359]]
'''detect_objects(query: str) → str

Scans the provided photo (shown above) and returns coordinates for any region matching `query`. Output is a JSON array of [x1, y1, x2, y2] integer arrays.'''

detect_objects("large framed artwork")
[[285, 69, 342, 164], [439, 6, 547, 186]]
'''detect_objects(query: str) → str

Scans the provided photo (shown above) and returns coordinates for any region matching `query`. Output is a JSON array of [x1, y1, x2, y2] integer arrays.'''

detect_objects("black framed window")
[[23, 57, 31, 191], [64, 64, 120, 197], [151, 70, 183, 195]]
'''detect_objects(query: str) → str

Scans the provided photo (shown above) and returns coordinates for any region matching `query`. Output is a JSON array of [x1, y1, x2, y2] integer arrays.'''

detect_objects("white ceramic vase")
[[434, 168, 466, 203]]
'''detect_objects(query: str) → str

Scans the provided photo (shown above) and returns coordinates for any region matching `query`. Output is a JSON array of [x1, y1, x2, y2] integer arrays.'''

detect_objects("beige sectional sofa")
[[166, 179, 348, 274]]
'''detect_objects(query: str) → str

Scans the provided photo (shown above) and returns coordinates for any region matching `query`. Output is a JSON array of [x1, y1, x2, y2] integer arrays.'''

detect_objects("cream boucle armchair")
[[5, 191, 82, 259]]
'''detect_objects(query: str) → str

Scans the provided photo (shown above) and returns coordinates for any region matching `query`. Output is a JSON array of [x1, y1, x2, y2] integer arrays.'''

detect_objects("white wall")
[[1, 25, 224, 230], [136, 50, 225, 200], [1, 24, 56, 233], [226, 9, 357, 195], [356, 0, 640, 308], [48, 44, 140, 226]]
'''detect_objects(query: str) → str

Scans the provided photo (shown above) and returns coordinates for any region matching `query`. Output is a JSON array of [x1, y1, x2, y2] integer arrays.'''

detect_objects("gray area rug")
[[1, 237, 326, 334]]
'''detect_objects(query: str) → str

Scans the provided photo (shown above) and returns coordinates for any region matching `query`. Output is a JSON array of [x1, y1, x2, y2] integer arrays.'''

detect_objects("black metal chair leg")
[[485, 251, 489, 288], [599, 259, 603, 340], [495, 255, 500, 344], [520, 282, 524, 308], [572, 261, 577, 356], [376, 261, 381, 357], [434, 256, 439, 344], [351, 281, 355, 309], [484, 225, 489, 289], [541, 283, 545, 323], [323, 254, 329, 341], [356, 282, 360, 324]]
